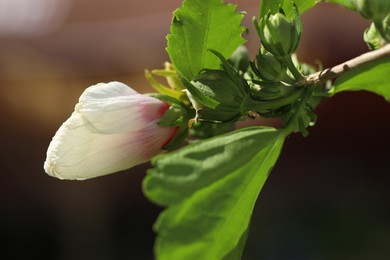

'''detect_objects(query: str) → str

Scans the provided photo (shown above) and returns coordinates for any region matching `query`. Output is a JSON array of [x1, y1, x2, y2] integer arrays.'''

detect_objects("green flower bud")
[[255, 6, 301, 57], [188, 69, 248, 122], [192, 69, 246, 110], [364, 22, 386, 49], [185, 87, 242, 123], [181, 50, 252, 123], [254, 51, 287, 82], [353, 0, 390, 22]]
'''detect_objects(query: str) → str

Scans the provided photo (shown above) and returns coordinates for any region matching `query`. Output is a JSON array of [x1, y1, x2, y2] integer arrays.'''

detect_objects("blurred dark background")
[[1, 1, 389, 259]]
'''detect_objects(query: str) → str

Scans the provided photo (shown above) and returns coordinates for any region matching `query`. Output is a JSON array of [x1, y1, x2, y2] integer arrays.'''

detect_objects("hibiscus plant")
[[44, 0, 390, 259]]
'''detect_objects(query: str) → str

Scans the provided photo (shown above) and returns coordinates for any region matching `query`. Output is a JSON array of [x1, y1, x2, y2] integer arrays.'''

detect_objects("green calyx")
[[182, 69, 247, 123], [192, 69, 245, 110], [150, 94, 193, 150], [181, 50, 251, 123], [254, 5, 301, 58]]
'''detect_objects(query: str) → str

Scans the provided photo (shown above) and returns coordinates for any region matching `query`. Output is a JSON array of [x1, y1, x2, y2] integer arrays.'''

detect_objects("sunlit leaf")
[[334, 57, 390, 101], [166, 0, 246, 81], [144, 127, 285, 259]]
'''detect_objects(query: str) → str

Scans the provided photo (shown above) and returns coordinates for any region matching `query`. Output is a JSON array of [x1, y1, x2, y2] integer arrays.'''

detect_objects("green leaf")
[[333, 57, 390, 101], [143, 127, 285, 260], [259, 0, 317, 18], [222, 228, 249, 260], [166, 0, 246, 81], [323, 0, 355, 10]]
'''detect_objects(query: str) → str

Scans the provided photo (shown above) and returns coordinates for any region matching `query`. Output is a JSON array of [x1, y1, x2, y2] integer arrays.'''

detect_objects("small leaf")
[[143, 127, 285, 260], [260, 0, 317, 18], [167, 0, 246, 81], [333, 57, 390, 101]]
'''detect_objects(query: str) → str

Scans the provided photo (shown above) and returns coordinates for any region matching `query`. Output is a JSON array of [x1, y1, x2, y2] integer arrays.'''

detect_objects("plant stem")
[[298, 44, 390, 86]]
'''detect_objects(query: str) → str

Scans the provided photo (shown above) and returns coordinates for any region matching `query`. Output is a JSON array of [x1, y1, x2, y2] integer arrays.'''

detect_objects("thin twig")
[[297, 44, 390, 86]]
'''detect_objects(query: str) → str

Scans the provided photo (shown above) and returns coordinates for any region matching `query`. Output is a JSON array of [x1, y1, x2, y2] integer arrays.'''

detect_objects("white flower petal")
[[79, 81, 137, 101], [76, 82, 168, 134], [44, 82, 176, 180]]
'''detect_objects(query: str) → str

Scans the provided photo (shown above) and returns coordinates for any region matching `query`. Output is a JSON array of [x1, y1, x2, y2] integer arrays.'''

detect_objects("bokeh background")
[[1, 0, 389, 259]]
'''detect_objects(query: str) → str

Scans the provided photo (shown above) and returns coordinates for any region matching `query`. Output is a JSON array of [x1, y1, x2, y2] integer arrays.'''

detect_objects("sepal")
[[149, 94, 193, 150]]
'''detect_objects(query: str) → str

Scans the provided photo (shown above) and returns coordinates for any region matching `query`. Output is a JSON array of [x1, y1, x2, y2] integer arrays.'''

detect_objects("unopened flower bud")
[[193, 70, 245, 109], [364, 22, 387, 49], [254, 51, 287, 82], [188, 69, 246, 122], [255, 6, 301, 57], [353, 0, 390, 22], [44, 82, 178, 180]]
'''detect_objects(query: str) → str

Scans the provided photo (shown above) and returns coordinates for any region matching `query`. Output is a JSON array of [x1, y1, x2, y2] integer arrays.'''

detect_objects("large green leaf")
[[334, 57, 390, 101], [166, 0, 246, 81], [143, 127, 285, 260], [259, 0, 317, 18]]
